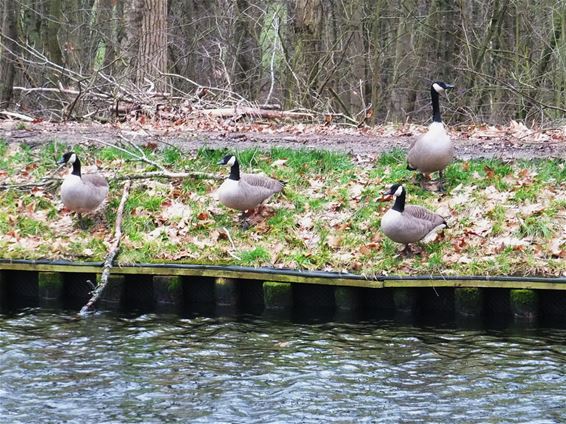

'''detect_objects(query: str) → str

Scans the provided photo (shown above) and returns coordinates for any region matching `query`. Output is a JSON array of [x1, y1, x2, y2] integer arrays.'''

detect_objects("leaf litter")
[[0, 140, 565, 277]]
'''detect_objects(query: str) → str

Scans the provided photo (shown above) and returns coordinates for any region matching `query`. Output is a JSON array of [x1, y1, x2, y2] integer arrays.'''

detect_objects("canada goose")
[[380, 183, 447, 254], [58, 152, 108, 223], [216, 155, 284, 221], [407, 81, 454, 190]]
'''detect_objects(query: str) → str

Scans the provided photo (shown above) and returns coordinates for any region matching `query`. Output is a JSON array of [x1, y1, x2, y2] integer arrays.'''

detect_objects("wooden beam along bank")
[[0, 260, 565, 323]]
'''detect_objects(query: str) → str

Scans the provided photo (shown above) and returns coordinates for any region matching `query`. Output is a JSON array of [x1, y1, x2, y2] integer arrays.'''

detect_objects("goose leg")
[[77, 213, 88, 230], [400, 244, 414, 257], [417, 173, 430, 190], [239, 211, 251, 229], [437, 171, 446, 192]]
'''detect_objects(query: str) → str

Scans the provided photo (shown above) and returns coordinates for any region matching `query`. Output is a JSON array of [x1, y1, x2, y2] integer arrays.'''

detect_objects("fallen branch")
[[0, 178, 61, 190], [113, 170, 222, 181], [13, 85, 111, 99], [79, 180, 131, 316], [196, 107, 316, 120], [0, 170, 221, 191], [222, 226, 241, 261], [0, 163, 65, 190], [87, 136, 222, 180], [0, 110, 34, 121]]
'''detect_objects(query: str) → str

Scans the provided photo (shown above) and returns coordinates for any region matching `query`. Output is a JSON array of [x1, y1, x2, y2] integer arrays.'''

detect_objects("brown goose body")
[[61, 173, 108, 213], [216, 156, 284, 212], [407, 122, 453, 174], [59, 152, 108, 213], [407, 82, 454, 175], [380, 184, 447, 245]]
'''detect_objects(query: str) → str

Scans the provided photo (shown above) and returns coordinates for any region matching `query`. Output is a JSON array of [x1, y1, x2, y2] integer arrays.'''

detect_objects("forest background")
[[0, 0, 564, 126]]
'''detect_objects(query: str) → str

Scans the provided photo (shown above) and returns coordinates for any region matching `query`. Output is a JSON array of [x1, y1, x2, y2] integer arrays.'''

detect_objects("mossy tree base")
[[510, 289, 538, 321], [455, 288, 484, 317], [335, 286, 360, 311], [263, 281, 293, 311], [393, 288, 418, 314], [38, 271, 63, 307]]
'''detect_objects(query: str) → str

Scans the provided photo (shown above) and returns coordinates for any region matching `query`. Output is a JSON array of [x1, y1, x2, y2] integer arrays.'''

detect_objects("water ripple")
[[0, 311, 565, 423]]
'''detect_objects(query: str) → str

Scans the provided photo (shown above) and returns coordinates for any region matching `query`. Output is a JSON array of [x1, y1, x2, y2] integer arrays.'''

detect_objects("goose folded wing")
[[82, 173, 108, 188], [241, 173, 284, 192], [404, 205, 446, 227]]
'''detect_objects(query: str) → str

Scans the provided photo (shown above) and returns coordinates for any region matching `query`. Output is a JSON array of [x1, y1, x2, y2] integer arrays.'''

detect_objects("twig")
[[0, 163, 65, 190], [113, 170, 222, 181], [222, 227, 241, 260], [79, 180, 132, 316], [86, 136, 222, 181]]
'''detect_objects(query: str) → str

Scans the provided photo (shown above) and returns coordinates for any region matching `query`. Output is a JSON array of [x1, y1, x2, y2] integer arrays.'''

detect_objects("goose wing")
[[81, 173, 109, 204], [241, 173, 284, 193], [403, 205, 446, 227], [82, 173, 108, 189]]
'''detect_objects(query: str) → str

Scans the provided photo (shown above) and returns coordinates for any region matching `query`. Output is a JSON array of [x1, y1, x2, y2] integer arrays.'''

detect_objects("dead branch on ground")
[[88, 136, 222, 180], [79, 180, 131, 316]]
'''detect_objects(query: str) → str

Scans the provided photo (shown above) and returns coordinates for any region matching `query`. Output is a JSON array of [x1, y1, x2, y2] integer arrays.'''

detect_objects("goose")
[[216, 155, 284, 221], [407, 81, 454, 190], [380, 183, 447, 254], [58, 152, 108, 223]]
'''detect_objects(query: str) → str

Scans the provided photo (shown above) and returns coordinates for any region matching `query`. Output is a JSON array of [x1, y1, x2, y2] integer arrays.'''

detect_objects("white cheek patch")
[[69, 153, 77, 164], [432, 83, 444, 93], [394, 185, 403, 197], [227, 156, 236, 166]]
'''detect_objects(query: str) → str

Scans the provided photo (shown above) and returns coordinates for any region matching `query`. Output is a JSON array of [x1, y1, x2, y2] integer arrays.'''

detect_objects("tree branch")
[[79, 180, 131, 316]]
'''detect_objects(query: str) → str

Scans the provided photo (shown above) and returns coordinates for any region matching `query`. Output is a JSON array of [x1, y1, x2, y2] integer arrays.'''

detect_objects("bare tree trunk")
[[233, 0, 259, 99], [0, 0, 19, 108], [46, 0, 63, 65], [289, 0, 324, 108], [137, 0, 168, 92]]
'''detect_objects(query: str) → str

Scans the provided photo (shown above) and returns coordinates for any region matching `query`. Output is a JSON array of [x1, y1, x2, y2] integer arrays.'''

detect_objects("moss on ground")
[[0, 140, 565, 276]]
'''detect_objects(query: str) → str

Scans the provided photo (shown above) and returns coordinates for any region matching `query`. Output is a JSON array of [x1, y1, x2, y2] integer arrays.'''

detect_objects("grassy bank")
[[0, 140, 565, 276]]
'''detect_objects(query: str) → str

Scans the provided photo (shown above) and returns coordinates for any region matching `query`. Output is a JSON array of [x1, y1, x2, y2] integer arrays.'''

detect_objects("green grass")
[[240, 247, 271, 265], [518, 216, 554, 239], [0, 141, 565, 275]]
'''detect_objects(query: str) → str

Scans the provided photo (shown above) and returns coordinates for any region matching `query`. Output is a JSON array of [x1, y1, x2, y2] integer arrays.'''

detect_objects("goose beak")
[[57, 157, 65, 165], [217, 159, 225, 165], [445, 83, 455, 90]]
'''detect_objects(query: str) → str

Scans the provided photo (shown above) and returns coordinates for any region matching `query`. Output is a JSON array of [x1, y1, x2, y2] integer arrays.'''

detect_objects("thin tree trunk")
[[0, 0, 19, 108], [137, 0, 168, 92], [46, 0, 63, 65]]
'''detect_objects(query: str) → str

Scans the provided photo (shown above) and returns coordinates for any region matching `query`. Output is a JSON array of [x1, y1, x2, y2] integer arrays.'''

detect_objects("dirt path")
[[1, 121, 565, 159]]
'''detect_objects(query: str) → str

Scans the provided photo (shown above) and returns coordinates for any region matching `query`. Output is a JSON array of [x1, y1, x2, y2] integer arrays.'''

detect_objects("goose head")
[[57, 151, 78, 165], [379, 183, 404, 201], [431, 81, 454, 94], [217, 155, 237, 166], [218, 154, 240, 180]]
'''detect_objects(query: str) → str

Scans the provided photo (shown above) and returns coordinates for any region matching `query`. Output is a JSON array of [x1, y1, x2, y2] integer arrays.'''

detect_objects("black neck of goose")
[[228, 159, 240, 181], [392, 189, 405, 213], [71, 157, 81, 177], [431, 86, 442, 123]]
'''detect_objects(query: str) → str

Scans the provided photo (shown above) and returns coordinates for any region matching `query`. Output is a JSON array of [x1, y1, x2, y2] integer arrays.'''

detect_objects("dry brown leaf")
[[327, 234, 342, 249]]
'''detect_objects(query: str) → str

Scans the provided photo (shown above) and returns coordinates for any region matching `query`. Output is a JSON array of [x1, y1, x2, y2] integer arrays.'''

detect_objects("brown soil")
[[1, 121, 565, 160]]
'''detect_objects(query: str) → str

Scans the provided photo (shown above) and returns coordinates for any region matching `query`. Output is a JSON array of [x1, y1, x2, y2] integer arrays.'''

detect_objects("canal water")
[[0, 310, 565, 423]]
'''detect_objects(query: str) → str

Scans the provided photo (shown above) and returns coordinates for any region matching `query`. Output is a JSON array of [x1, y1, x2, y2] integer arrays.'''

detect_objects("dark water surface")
[[0, 311, 565, 423]]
